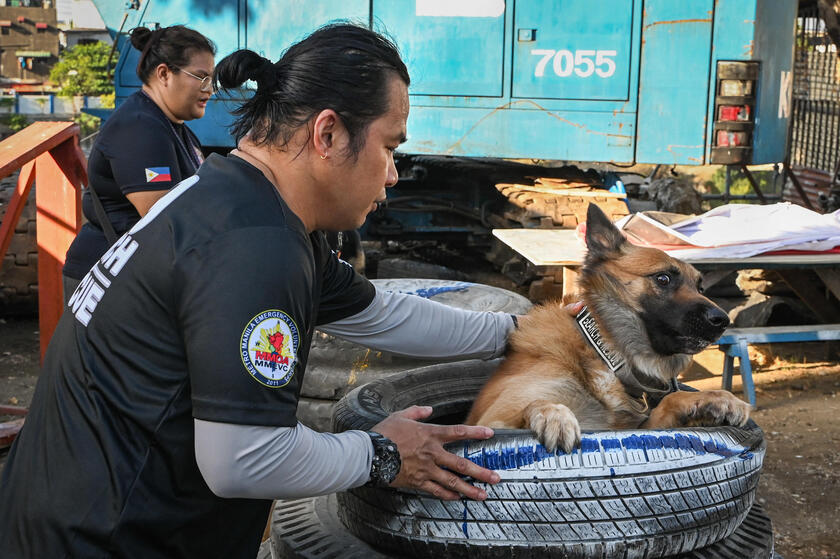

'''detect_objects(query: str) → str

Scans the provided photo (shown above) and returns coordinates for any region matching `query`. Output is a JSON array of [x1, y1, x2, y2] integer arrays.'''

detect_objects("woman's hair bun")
[[214, 49, 276, 91], [129, 26, 154, 51]]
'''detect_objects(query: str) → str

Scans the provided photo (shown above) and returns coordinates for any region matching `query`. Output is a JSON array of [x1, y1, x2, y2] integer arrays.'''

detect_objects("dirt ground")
[[1, 315, 839, 558]]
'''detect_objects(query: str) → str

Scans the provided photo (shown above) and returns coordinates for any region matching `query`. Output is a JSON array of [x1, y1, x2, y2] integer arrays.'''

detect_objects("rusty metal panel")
[[751, 0, 796, 164], [636, 0, 714, 165]]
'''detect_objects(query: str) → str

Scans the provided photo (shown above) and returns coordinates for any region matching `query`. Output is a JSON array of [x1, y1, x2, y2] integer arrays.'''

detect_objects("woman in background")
[[62, 25, 215, 300]]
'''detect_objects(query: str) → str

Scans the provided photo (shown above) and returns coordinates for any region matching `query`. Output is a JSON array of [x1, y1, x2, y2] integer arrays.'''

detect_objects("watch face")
[[379, 448, 401, 484], [369, 433, 401, 487]]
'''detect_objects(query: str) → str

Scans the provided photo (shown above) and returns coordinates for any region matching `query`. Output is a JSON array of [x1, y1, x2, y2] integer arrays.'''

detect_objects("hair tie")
[[255, 61, 279, 90]]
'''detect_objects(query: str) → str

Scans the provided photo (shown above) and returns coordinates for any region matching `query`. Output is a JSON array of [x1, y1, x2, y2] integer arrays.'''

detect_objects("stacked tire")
[[298, 279, 532, 431]]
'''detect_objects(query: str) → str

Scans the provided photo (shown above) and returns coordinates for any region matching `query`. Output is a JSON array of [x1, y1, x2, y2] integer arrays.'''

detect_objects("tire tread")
[[328, 361, 766, 558]]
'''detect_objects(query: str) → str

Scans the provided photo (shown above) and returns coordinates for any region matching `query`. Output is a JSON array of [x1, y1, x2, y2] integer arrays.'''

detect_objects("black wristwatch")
[[365, 432, 401, 487]]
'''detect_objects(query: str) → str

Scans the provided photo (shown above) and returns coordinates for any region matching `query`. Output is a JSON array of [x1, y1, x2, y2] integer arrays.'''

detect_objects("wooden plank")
[[496, 182, 627, 199], [0, 405, 27, 415], [0, 121, 79, 181], [777, 269, 840, 323], [690, 255, 840, 269], [35, 138, 83, 358], [535, 177, 599, 187], [815, 269, 840, 302], [562, 266, 579, 297], [492, 228, 840, 270], [492, 229, 586, 267], [700, 269, 733, 291]]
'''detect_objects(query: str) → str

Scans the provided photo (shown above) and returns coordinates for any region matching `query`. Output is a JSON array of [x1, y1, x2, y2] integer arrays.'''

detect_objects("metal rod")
[[106, 13, 129, 79], [740, 165, 768, 204], [724, 165, 731, 203], [784, 164, 816, 210]]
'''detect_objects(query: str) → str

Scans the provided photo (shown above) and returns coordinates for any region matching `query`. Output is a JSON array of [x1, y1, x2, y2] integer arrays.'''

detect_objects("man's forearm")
[[194, 419, 372, 500], [319, 288, 516, 359]]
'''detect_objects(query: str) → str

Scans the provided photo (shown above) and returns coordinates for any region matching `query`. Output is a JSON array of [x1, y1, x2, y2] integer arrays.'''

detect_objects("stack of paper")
[[613, 203, 840, 259]]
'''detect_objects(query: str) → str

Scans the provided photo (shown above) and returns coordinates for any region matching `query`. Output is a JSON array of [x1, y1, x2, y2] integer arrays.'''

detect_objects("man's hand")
[[370, 406, 500, 501]]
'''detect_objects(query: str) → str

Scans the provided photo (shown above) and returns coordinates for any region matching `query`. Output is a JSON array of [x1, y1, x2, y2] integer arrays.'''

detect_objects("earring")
[[320, 153, 328, 160]]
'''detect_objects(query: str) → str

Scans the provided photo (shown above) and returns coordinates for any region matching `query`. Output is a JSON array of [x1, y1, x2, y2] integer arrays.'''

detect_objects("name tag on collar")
[[575, 306, 626, 373]]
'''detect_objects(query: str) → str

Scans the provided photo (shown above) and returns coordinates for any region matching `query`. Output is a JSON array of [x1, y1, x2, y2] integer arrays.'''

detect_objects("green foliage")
[[74, 112, 101, 138], [98, 92, 116, 108], [0, 114, 30, 132], [703, 167, 778, 202], [0, 97, 15, 109], [50, 42, 117, 97]]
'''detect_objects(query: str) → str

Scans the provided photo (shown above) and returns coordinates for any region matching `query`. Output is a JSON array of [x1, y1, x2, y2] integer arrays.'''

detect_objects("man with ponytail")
[[62, 25, 216, 302], [0, 24, 510, 558]]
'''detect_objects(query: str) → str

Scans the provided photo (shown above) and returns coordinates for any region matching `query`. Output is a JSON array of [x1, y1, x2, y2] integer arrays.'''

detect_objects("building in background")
[[0, 0, 58, 86], [56, 0, 109, 49]]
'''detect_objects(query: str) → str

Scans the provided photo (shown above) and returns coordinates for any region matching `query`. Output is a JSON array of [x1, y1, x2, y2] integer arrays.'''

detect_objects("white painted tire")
[[329, 360, 767, 558]]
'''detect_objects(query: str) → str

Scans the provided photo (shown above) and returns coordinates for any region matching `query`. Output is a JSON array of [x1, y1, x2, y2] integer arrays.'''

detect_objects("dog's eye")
[[655, 273, 671, 287]]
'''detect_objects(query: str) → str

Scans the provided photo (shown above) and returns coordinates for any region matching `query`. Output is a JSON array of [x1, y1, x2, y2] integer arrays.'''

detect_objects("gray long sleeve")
[[194, 419, 372, 500], [319, 288, 516, 359]]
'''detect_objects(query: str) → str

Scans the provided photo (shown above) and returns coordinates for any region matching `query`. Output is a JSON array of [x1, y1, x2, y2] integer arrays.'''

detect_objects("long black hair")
[[130, 25, 216, 84], [214, 23, 410, 157]]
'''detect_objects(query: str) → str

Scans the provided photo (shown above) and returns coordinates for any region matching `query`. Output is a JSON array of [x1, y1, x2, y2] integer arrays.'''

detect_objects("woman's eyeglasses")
[[173, 67, 214, 93]]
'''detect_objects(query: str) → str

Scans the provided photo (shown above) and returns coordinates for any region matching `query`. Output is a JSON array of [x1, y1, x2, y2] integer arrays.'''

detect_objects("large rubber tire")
[[0, 176, 38, 316], [298, 280, 532, 431], [266, 496, 774, 559], [330, 361, 766, 559]]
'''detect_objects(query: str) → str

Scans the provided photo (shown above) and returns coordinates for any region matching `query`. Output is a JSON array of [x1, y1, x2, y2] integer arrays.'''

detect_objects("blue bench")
[[716, 324, 840, 407]]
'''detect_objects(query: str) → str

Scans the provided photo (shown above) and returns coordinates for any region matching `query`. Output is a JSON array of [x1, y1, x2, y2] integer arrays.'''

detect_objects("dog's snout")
[[704, 306, 730, 329]]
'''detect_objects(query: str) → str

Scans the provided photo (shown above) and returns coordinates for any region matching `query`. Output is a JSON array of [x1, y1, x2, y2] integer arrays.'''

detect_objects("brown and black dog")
[[467, 203, 751, 452]]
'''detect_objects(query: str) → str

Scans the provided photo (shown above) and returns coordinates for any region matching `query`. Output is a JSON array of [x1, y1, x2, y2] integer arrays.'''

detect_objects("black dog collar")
[[575, 306, 678, 406], [575, 306, 626, 372]]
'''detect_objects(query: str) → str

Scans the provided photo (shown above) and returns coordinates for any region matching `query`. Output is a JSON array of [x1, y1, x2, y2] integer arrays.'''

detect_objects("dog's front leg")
[[524, 400, 581, 453], [644, 390, 751, 429]]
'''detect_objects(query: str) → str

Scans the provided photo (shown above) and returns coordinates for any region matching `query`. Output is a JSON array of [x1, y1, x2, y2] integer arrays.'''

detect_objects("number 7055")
[[530, 49, 617, 78]]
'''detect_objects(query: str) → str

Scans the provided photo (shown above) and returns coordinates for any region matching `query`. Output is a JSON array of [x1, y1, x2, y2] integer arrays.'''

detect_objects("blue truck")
[[90, 0, 797, 245]]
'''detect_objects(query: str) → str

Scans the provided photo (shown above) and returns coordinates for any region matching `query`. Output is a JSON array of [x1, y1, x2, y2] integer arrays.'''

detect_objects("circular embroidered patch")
[[240, 310, 300, 388]]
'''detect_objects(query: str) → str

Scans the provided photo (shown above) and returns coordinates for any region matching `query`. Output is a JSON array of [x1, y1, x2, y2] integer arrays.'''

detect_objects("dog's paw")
[[525, 402, 581, 453], [647, 390, 752, 429], [684, 390, 751, 427]]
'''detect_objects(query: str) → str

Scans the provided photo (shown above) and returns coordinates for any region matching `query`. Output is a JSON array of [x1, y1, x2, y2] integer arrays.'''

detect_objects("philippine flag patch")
[[145, 167, 172, 183]]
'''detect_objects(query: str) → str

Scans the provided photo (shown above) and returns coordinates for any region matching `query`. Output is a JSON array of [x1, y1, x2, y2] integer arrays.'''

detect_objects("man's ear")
[[312, 109, 344, 159], [584, 203, 626, 261]]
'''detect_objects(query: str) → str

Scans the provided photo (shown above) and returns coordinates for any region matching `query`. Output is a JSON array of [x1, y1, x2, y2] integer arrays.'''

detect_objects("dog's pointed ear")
[[585, 203, 626, 260]]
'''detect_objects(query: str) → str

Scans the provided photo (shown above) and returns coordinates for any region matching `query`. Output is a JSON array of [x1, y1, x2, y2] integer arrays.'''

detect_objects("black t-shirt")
[[63, 90, 204, 280], [0, 154, 375, 558]]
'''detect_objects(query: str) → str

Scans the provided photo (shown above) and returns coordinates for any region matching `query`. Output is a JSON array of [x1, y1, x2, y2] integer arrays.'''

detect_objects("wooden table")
[[493, 228, 840, 323]]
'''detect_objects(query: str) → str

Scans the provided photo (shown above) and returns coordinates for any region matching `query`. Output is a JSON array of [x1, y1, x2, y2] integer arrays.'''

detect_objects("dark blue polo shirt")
[[63, 90, 203, 279]]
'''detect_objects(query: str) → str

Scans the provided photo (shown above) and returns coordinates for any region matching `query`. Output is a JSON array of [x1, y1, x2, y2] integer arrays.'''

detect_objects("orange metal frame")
[[0, 121, 87, 358]]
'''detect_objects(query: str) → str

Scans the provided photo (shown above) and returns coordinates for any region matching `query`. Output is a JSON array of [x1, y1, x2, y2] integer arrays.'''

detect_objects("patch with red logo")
[[240, 310, 300, 388]]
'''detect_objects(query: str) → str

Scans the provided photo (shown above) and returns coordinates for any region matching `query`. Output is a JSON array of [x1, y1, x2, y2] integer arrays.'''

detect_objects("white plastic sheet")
[[614, 203, 840, 259]]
